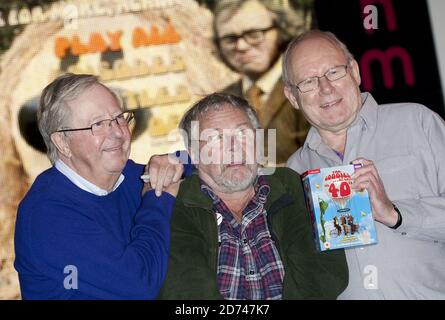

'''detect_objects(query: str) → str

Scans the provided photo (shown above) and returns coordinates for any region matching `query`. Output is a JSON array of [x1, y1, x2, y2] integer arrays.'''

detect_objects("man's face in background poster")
[[215, 0, 281, 80]]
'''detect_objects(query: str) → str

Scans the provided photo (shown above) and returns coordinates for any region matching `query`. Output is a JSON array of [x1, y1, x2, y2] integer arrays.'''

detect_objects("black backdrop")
[[315, 0, 444, 117]]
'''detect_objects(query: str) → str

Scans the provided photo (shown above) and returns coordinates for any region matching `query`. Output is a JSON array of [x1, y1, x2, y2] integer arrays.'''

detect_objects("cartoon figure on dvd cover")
[[301, 164, 378, 252]]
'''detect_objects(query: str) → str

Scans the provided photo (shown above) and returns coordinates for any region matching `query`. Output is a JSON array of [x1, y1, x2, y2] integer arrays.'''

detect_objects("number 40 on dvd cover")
[[301, 164, 378, 252]]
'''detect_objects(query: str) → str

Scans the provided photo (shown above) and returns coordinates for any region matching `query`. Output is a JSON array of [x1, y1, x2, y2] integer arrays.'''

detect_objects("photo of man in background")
[[213, 0, 312, 164]]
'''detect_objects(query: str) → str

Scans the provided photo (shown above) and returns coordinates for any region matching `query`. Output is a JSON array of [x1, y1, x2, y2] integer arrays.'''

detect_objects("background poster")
[[0, 0, 443, 299]]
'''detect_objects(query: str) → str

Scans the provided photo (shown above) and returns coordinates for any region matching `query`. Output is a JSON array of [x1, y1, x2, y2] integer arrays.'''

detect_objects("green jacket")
[[159, 168, 348, 299]]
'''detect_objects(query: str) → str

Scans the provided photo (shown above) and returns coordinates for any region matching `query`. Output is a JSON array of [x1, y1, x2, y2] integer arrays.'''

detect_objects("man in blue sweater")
[[14, 73, 183, 299]]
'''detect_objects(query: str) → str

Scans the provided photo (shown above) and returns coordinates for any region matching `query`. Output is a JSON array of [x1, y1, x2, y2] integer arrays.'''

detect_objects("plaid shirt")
[[200, 176, 285, 300]]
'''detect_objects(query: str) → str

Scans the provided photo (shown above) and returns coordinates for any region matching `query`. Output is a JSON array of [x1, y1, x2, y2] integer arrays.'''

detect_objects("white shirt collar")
[[55, 159, 125, 196], [242, 55, 283, 98]]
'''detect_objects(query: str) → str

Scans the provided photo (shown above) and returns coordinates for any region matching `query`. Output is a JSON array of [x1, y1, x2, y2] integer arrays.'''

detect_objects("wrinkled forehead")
[[66, 84, 122, 122], [198, 104, 252, 130], [299, 34, 345, 52], [287, 37, 347, 78]]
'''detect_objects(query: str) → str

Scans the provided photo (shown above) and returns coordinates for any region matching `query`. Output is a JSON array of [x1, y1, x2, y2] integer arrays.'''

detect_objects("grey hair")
[[282, 29, 355, 86], [179, 93, 260, 150], [38, 73, 122, 164], [213, 0, 312, 50]]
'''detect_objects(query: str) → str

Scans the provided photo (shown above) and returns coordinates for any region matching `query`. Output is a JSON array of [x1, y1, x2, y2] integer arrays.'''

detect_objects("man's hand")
[[351, 158, 398, 227], [141, 181, 152, 197], [145, 153, 184, 197], [141, 179, 181, 198], [163, 180, 181, 198]]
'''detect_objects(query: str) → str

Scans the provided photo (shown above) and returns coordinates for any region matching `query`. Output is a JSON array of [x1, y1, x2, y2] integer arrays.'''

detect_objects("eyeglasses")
[[54, 111, 134, 136], [218, 26, 276, 49], [292, 65, 349, 93]]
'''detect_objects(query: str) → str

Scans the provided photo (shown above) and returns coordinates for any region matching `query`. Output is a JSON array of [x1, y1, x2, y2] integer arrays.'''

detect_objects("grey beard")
[[218, 169, 256, 192]]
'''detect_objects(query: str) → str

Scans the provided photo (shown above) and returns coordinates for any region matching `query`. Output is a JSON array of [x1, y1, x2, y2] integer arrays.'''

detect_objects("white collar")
[[242, 55, 283, 97], [55, 159, 125, 196]]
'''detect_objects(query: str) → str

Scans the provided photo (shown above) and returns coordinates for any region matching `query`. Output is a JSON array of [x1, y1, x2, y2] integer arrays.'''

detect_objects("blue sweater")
[[14, 160, 175, 300]]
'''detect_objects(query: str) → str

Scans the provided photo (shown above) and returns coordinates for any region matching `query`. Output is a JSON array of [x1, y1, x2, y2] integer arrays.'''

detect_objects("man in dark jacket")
[[158, 93, 348, 299]]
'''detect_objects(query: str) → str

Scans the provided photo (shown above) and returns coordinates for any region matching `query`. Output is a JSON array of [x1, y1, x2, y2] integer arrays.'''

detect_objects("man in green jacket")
[[159, 93, 348, 299]]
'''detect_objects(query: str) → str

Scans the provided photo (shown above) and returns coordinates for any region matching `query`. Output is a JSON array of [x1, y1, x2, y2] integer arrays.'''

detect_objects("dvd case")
[[301, 164, 378, 252]]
